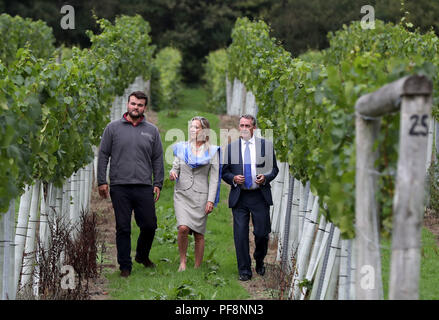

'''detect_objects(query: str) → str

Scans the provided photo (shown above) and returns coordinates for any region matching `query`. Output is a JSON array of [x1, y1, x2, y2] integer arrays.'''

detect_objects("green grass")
[[105, 88, 250, 300], [179, 85, 209, 112], [381, 227, 439, 299]]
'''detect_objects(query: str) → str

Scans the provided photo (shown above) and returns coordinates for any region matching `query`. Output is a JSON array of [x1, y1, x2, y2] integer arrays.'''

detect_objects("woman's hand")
[[205, 201, 214, 215], [169, 170, 179, 181]]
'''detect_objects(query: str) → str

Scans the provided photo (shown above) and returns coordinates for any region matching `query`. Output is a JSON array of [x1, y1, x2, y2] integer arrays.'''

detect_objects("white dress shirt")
[[233, 135, 258, 190], [241, 135, 258, 189]]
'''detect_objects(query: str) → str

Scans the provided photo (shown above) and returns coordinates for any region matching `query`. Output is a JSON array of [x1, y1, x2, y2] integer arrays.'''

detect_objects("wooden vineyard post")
[[389, 76, 433, 300], [355, 111, 382, 299], [355, 74, 433, 300]]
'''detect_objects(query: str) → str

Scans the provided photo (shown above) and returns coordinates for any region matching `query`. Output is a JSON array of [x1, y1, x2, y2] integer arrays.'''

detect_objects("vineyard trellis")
[[0, 76, 149, 300], [0, 13, 156, 300], [219, 16, 439, 300], [226, 70, 435, 301]]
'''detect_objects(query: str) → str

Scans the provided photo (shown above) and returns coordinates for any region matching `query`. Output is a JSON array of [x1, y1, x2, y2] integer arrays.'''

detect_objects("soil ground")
[[88, 184, 117, 300]]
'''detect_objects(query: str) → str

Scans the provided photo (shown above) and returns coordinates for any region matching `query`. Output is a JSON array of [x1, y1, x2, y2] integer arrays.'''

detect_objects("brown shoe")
[[135, 256, 156, 268], [120, 269, 131, 277]]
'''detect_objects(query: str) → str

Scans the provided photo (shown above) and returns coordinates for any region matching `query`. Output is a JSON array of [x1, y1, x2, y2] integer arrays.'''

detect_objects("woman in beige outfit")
[[169, 116, 221, 271]]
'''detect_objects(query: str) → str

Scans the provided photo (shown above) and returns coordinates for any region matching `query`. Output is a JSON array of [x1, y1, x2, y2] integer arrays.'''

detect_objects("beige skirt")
[[174, 187, 209, 235]]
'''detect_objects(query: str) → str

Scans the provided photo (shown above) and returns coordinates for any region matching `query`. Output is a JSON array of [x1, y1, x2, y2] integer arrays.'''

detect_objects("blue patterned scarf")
[[173, 141, 222, 207]]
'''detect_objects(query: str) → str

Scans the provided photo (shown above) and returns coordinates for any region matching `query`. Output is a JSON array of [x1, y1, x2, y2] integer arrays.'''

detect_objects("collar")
[[190, 141, 206, 150], [241, 135, 255, 145], [123, 112, 145, 127]]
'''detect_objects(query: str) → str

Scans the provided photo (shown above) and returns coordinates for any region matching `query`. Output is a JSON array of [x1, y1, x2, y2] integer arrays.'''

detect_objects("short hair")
[[240, 114, 256, 127], [128, 91, 148, 105]]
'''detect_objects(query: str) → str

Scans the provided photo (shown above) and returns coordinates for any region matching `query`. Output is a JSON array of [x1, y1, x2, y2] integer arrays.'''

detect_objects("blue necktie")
[[244, 141, 252, 189]]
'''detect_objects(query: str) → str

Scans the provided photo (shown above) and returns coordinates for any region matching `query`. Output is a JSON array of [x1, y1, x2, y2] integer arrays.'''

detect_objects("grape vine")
[[227, 17, 439, 237], [0, 14, 155, 213]]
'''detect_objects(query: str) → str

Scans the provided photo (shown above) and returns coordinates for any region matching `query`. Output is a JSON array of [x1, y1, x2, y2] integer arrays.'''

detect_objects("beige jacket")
[[170, 145, 220, 203]]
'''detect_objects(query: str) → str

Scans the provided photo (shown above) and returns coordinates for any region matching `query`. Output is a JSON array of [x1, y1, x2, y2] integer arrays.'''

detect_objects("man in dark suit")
[[222, 114, 279, 281]]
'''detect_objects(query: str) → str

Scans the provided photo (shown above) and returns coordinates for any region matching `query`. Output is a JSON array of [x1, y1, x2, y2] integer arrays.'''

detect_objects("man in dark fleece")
[[97, 91, 164, 277]]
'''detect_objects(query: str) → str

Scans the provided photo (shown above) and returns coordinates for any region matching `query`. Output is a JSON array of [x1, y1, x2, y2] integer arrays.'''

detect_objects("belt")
[[240, 188, 260, 192]]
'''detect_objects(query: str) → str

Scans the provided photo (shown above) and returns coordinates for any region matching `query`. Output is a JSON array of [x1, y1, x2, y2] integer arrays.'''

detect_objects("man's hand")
[[154, 186, 161, 202], [255, 174, 266, 185], [205, 201, 214, 215], [233, 175, 245, 185], [98, 184, 109, 199]]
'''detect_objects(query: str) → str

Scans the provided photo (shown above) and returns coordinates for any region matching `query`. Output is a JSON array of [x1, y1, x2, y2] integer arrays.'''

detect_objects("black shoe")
[[135, 256, 156, 268], [239, 274, 252, 281], [120, 269, 131, 277], [256, 262, 265, 276]]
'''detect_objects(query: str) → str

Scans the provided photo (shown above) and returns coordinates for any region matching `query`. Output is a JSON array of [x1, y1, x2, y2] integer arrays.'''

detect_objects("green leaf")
[[64, 96, 73, 105]]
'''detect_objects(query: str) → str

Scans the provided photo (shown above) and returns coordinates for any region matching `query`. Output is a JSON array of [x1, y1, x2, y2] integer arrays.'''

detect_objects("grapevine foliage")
[[0, 14, 155, 213], [151, 47, 183, 111], [203, 49, 228, 114], [227, 18, 439, 238], [0, 14, 55, 66]]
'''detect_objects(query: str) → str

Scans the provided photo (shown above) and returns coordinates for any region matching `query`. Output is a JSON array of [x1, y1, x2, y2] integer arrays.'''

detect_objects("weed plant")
[[17, 208, 105, 300]]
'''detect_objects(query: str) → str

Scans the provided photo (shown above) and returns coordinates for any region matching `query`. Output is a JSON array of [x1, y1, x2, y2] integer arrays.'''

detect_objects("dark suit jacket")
[[222, 137, 279, 208]]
